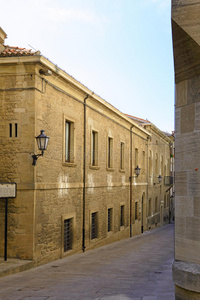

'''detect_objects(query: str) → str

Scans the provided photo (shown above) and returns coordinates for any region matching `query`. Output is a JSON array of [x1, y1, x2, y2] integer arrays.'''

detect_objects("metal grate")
[[64, 218, 73, 252], [164, 176, 173, 186], [91, 212, 98, 239], [108, 208, 112, 232]]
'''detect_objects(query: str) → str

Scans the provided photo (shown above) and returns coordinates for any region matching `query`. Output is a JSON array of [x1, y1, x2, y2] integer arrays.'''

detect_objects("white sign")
[[0, 183, 17, 198]]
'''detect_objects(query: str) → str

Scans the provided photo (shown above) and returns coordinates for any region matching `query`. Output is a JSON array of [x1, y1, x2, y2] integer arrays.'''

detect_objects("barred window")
[[64, 218, 73, 252]]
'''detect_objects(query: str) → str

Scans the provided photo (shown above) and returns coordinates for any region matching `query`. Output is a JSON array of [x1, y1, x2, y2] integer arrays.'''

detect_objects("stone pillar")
[[0, 27, 7, 53], [172, 1, 200, 299]]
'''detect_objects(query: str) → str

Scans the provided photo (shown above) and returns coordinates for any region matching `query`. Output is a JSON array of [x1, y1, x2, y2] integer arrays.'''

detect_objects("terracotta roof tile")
[[0, 45, 38, 57], [124, 113, 151, 124]]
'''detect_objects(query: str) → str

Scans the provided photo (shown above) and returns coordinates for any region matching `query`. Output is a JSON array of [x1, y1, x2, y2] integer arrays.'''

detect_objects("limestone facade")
[[172, 1, 200, 299], [0, 29, 173, 265]]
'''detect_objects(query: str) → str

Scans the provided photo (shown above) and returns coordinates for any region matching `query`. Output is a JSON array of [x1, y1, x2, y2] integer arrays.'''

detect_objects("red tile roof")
[[0, 45, 37, 57], [125, 113, 151, 124]]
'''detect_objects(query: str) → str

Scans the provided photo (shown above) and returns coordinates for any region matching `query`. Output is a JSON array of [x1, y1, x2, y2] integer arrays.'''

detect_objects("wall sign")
[[0, 182, 17, 198]]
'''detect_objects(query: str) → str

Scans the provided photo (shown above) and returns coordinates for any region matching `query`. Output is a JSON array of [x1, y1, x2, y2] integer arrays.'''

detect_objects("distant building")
[[0, 28, 173, 266], [172, 1, 200, 299]]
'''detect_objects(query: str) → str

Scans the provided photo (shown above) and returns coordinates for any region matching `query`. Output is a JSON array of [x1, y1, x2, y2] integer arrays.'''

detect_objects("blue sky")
[[1, 0, 174, 132]]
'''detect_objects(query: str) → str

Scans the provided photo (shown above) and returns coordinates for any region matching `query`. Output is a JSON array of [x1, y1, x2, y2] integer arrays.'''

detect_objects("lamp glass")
[[135, 165, 141, 177], [36, 130, 49, 151], [158, 175, 162, 184]]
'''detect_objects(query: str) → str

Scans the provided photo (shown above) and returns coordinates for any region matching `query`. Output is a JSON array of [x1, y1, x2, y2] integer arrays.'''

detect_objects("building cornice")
[[0, 55, 151, 138]]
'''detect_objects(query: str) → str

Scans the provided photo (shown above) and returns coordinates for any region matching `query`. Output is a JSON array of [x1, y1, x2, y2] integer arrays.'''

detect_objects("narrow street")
[[0, 224, 174, 300]]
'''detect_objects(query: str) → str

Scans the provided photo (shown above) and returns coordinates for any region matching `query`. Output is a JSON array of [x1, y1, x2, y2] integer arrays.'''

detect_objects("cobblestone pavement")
[[0, 224, 175, 300]]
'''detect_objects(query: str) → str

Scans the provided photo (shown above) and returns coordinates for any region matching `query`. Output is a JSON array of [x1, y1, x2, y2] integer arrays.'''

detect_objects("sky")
[[1, 0, 174, 133]]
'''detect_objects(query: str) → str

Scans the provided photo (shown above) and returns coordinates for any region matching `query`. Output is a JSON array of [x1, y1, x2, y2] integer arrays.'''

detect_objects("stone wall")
[[172, 0, 200, 298], [0, 54, 172, 265]]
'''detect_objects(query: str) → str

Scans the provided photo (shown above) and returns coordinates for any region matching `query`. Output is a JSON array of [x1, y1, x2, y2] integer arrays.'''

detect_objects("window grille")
[[64, 218, 73, 252]]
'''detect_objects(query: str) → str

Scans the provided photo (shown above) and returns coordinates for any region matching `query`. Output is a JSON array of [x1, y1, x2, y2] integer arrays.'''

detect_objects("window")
[[120, 142, 125, 170], [15, 123, 18, 137], [91, 212, 98, 239], [149, 151, 152, 176], [148, 198, 152, 217], [135, 202, 138, 220], [135, 148, 138, 167], [108, 137, 113, 168], [64, 218, 73, 252], [161, 156, 163, 176], [9, 123, 18, 138], [65, 120, 74, 162], [155, 153, 158, 175], [108, 208, 113, 232], [155, 197, 158, 213], [9, 123, 12, 137], [167, 159, 170, 176], [142, 151, 145, 173], [91, 131, 98, 166], [164, 195, 167, 208], [120, 205, 125, 227]]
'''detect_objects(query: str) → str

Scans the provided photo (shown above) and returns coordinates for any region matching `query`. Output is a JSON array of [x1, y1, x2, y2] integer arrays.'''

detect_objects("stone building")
[[126, 115, 174, 229], [172, 1, 200, 299], [0, 28, 173, 266]]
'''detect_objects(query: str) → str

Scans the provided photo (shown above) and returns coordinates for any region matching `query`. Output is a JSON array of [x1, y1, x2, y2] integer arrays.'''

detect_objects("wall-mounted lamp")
[[154, 175, 162, 185], [135, 165, 141, 177], [32, 130, 50, 166], [129, 165, 141, 181]]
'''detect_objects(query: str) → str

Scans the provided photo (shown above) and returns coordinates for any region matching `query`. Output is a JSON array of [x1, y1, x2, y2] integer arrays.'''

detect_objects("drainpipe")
[[82, 94, 89, 252], [129, 125, 134, 237]]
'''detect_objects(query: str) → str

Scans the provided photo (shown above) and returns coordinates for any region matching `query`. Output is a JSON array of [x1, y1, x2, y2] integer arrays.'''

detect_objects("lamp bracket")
[[32, 151, 44, 166]]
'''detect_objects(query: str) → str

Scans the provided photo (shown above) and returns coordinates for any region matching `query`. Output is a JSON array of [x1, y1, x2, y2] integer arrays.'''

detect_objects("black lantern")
[[32, 130, 49, 166], [154, 175, 162, 185], [158, 175, 162, 184], [135, 165, 141, 177]]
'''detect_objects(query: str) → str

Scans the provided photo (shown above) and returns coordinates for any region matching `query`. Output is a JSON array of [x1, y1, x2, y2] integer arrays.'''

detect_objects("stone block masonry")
[[0, 29, 173, 266]]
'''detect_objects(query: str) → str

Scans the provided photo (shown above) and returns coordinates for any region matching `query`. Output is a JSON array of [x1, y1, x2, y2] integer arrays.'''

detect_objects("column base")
[[173, 260, 200, 300]]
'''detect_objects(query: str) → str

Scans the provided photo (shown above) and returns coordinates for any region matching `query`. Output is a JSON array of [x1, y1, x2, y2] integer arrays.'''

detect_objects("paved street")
[[0, 224, 174, 300]]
